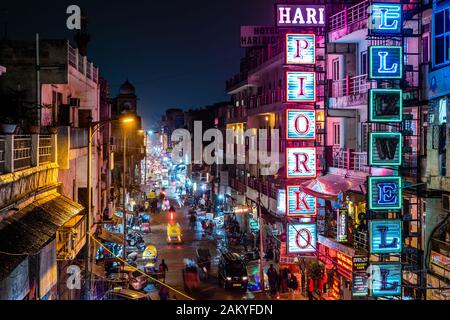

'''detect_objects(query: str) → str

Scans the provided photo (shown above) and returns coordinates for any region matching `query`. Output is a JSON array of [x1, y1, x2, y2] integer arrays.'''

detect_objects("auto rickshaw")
[[196, 248, 211, 281], [142, 245, 158, 274], [182, 259, 200, 292], [167, 223, 183, 244]]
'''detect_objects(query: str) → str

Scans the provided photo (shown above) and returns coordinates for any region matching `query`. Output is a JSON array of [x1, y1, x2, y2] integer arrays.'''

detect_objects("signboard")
[[368, 176, 402, 210], [353, 256, 369, 272], [286, 34, 316, 64], [369, 132, 403, 166], [286, 109, 316, 140], [368, 3, 402, 35], [286, 71, 316, 102], [249, 218, 260, 233], [240, 26, 278, 48], [337, 209, 348, 242], [369, 46, 403, 79], [336, 251, 353, 280], [277, 189, 286, 215], [276, 4, 326, 27], [369, 220, 402, 254], [369, 89, 403, 122], [286, 186, 317, 216], [352, 273, 369, 297], [370, 263, 402, 296], [287, 223, 317, 254], [286, 147, 317, 178]]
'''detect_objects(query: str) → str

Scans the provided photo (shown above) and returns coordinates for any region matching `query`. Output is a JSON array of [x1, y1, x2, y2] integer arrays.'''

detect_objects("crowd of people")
[[266, 264, 299, 297]]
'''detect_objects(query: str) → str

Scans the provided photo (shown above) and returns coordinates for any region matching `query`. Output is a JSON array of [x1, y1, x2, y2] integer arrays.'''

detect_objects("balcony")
[[68, 45, 99, 84], [329, 74, 374, 108], [329, 0, 369, 42], [430, 238, 450, 281], [327, 147, 370, 173], [56, 214, 86, 260], [246, 89, 284, 116], [226, 73, 249, 93]]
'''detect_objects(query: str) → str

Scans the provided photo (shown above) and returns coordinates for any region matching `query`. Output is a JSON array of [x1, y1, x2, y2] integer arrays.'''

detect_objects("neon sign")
[[337, 209, 348, 242], [286, 147, 317, 178], [369, 89, 403, 123], [368, 176, 402, 211], [369, 132, 402, 166], [286, 34, 316, 65], [369, 3, 402, 35], [369, 220, 402, 254], [287, 224, 316, 254], [286, 71, 316, 102], [276, 5, 325, 27], [286, 186, 317, 217], [370, 263, 402, 296], [369, 46, 403, 79], [286, 109, 316, 140]]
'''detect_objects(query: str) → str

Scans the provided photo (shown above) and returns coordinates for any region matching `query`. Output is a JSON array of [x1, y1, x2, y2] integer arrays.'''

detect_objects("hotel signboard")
[[276, 4, 326, 27]]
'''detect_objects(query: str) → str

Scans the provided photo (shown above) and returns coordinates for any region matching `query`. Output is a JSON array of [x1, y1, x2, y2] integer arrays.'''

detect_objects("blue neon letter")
[[377, 51, 398, 74], [377, 182, 398, 205]]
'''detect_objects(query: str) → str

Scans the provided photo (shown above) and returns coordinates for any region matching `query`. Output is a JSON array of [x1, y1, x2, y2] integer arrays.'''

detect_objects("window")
[[433, 8, 450, 66], [333, 122, 340, 145], [332, 58, 340, 81], [360, 51, 368, 75], [422, 34, 430, 64]]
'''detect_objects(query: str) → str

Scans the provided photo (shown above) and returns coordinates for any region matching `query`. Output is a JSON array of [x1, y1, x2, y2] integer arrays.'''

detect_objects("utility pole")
[[258, 182, 265, 293], [35, 33, 41, 128], [84, 119, 93, 300], [122, 130, 128, 263]]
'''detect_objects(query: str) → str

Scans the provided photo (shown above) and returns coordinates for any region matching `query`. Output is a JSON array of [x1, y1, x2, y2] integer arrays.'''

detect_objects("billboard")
[[286, 71, 316, 102], [368, 3, 402, 35], [368, 176, 402, 211], [352, 273, 369, 297], [368, 132, 403, 166], [286, 34, 316, 64], [369, 46, 403, 79], [369, 220, 402, 254], [287, 223, 317, 254], [370, 263, 402, 296], [286, 186, 317, 217], [286, 109, 316, 140], [286, 147, 317, 178], [240, 26, 278, 48], [276, 4, 326, 27], [369, 89, 403, 123]]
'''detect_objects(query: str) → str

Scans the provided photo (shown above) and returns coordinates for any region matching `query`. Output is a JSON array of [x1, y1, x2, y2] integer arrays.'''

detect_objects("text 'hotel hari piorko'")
[[223, 0, 449, 300]]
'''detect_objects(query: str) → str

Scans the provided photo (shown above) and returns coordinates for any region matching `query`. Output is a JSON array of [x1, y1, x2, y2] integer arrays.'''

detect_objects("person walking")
[[267, 264, 278, 296], [306, 277, 315, 300], [158, 259, 169, 282], [242, 232, 248, 251], [159, 283, 170, 300], [288, 273, 299, 298]]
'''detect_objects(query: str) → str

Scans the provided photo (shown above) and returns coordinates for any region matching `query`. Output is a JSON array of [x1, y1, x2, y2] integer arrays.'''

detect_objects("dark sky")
[[0, 0, 275, 128]]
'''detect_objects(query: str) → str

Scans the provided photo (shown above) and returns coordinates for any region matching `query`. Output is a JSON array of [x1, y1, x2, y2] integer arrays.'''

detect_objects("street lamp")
[[84, 114, 136, 300]]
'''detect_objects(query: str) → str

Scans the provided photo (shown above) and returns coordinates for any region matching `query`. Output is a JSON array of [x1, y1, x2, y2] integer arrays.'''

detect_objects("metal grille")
[[39, 135, 52, 164], [13, 135, 32, 171], [0, 135, 5, 174]]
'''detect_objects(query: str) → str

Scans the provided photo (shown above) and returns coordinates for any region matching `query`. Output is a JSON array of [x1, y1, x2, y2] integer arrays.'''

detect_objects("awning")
[[97, 228, 125, 245], [0, 193, 84, 281], [299, 174, 365, 201]]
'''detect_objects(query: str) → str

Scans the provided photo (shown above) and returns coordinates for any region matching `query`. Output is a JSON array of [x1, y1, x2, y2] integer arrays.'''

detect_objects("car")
[[103, 288, 152, 300], [218, 252, 248, 291]]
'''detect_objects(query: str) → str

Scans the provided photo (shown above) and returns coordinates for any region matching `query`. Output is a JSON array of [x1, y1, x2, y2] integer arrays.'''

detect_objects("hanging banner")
[[369, 132, 403, 166], [370, 263, 402, 296], [369, 46, 403, 79], [287, 223, 317, 254], [368, 176, 402, 210], [369, 89, 403, 123], [369, 220, 402, 254], [276, 4, 326, 27], [368, 3, 402, 35], [286, 186, 317, 217], [286, 109, 316, 140], [286, 147, 317, 178], [286, 71, 316, 102], [286, 34, 316, 64]]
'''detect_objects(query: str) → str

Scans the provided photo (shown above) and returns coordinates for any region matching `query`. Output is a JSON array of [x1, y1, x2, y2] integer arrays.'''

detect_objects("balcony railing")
[[331, 74, 374, 98], [0, 134, 56, 174], [70, 127, 88, 149], [248, 89, 284, 109], [68, 45, 99, 84], [330, 147, 370, 173], [329, 0, 369, 32]]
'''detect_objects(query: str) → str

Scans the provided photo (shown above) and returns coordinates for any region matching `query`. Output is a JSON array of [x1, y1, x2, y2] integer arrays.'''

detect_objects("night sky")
[[0, 0, 274, 128]]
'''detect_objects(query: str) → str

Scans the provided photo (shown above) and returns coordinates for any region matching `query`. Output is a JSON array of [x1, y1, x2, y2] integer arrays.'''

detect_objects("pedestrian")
[[159, 283, 170, 300], [158, 259, 169, 282], [288, 273, 299, 292], [282, 268, 289, 293], [306, 277, 314, 301], [242, 232, 248, 251], [189, 213, 196, 231], [266, 264, 278, 296]]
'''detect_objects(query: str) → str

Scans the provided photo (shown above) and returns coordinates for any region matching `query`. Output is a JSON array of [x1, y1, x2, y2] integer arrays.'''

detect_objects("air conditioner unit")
[[70, 98, 80, 108], [442, 194, 450, 212]]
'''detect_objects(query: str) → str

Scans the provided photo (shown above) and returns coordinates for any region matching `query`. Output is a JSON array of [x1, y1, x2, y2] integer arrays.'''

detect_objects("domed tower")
[[116, 79, 137, 114]]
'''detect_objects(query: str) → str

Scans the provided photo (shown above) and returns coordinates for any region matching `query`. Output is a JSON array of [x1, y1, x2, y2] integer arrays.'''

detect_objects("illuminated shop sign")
[[286, 71, 316, 102], [353, 256, 369, 272], [369, 220, 402, 254], [368, 176, 402, 211], [287, 223, 317, 254], [286, 34, 316, 65], [368, 132, 403, 166], [369, 89, 403, 123], [337, 209, 348, 242], [240, 25, 278, 48], [370, 263, 402, 296], [286, 186, 317, 217], [276, 4, 326, 27], [352, 273, 369, 297], [336, 252, 352, 280], [369, 3, 402, 35], [286, 147, 317, 178], [286, 109, 316, 140], [277, 189, 286, 215], [369, 46, 403, 79]]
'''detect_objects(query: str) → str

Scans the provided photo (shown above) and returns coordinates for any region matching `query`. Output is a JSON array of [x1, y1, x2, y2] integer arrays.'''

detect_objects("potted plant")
[[0, 116, 18, 134], [47, 125, 58, 134]]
